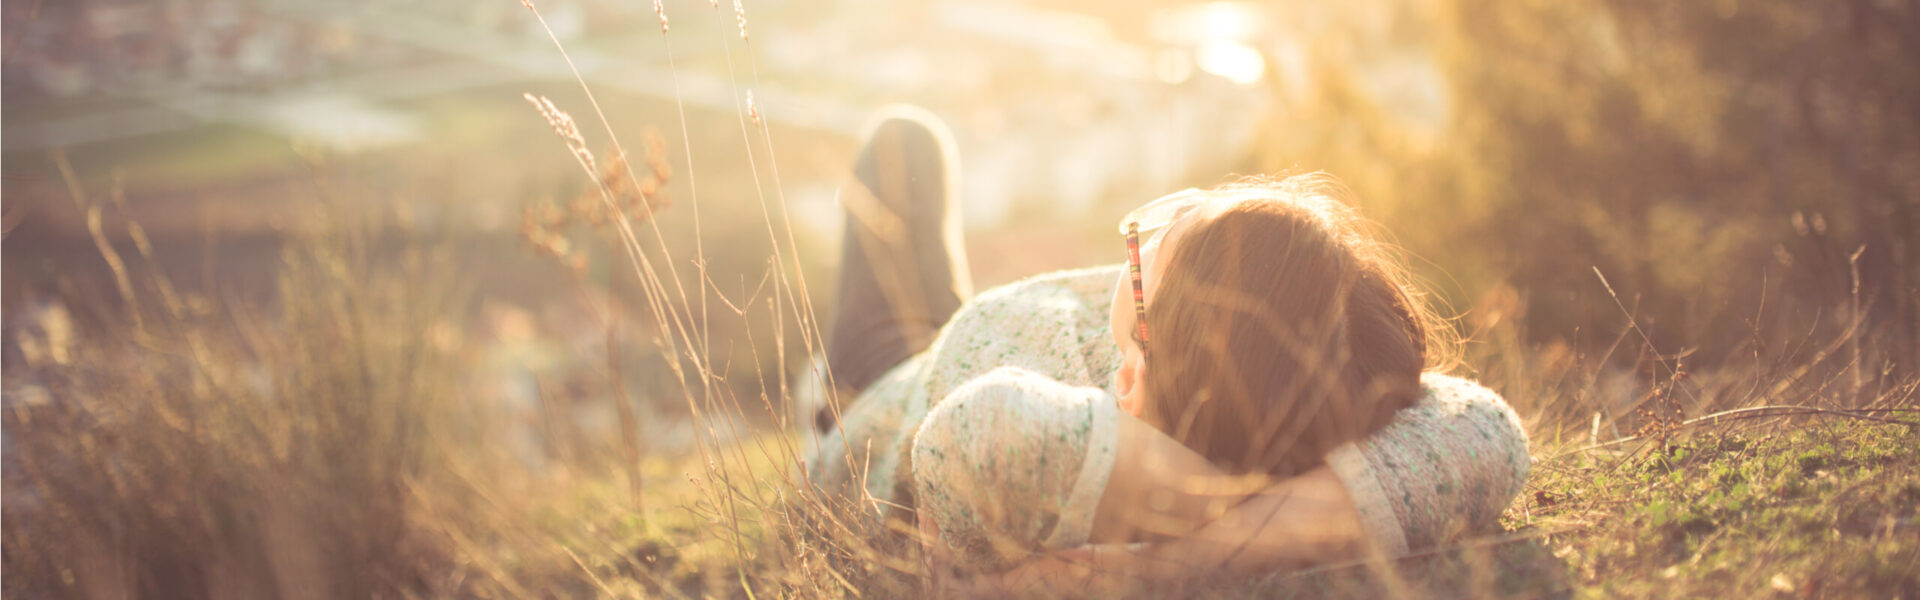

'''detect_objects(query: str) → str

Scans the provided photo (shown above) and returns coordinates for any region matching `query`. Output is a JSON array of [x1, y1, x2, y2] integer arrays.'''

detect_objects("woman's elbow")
[[1476, 398, 1533, 526], [909, 376, 1028, 559]]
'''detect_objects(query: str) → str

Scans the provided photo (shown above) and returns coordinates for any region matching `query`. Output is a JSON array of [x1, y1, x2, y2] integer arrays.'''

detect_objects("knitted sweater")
[[803, 264, 1530, 567]]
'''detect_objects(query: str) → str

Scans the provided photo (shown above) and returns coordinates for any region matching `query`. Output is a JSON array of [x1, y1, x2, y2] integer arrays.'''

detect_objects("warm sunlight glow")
[[1191, 2, 1262, 42], [1196, 41, 1266, 85], [9, 2, 1913, 597], [1149, 2, 1269, 45], [1155, 48, 1195, 84]]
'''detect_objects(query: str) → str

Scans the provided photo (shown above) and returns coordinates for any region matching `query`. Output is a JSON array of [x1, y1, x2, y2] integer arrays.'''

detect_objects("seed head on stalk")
[[523, 93, 596, 173], [518, 131, 675, 274], [733, 0, 748, 40], [654, 0, 669, 32]]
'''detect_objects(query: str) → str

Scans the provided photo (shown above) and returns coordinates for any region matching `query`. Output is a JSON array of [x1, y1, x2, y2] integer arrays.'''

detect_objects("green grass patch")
[[1515, 421, 1920, 599]]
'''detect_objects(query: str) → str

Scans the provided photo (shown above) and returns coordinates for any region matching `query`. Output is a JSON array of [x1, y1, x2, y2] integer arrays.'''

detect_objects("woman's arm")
[[911, 367, 1124, 566], [1080, 374, 1530, 574], [964, 465, 1368, 596], [917, 368, 1529, 583], [912, 368, 1373, 575], [1088, 411, 1373, 564], [1090, 410, 1350, 542]]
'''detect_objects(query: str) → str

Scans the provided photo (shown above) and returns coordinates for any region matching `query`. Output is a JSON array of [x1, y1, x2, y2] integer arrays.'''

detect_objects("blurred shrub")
[[2, 208, 474, 598], [1256, 0, 1918, 378]]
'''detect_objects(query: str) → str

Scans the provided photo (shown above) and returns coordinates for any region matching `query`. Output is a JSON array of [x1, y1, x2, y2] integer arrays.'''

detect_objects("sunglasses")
[[1119, 188, 1213, 351]]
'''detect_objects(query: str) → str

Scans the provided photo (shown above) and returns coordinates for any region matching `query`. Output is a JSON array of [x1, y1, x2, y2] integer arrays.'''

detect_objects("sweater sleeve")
[[910, 366, 1120, 568], [1324, 374, 1531, 556]]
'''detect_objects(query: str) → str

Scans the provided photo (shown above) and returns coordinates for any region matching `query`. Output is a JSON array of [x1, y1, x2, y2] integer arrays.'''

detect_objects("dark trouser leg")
[[824, 110, 972, 402]]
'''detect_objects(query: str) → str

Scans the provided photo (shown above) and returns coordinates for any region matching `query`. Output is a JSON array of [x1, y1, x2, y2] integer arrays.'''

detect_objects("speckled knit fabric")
[[803, 264, 1530, 567]]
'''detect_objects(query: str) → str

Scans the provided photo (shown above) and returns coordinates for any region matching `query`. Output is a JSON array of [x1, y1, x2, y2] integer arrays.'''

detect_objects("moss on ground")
[[1527, 421, 1920, 599]]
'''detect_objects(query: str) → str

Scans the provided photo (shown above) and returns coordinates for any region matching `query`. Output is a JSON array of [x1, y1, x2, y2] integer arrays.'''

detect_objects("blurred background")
[[2, 0, 1326, 458], [8, 0, 1916, 438], [4, 0, 1917, 596]]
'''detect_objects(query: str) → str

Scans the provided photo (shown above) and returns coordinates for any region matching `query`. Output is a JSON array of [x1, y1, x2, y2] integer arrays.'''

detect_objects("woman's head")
[[1108, 173, 1449, 477]]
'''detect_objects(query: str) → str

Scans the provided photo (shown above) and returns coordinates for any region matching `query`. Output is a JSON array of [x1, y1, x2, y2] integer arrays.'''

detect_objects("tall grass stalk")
[[513, 1, 889, 595]]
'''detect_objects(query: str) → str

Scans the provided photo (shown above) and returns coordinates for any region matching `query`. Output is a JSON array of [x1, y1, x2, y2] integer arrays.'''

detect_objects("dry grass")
[[6, 2, 1918, 599], [4, 173, 476, 597]]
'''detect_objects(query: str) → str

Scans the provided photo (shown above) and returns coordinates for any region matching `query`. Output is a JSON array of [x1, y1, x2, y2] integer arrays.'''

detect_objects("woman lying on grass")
[[801, 109, 1530, 594]]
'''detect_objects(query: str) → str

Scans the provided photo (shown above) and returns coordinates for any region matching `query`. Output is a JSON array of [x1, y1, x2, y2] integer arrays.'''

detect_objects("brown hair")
[[1139, 174, 1452, 478]]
